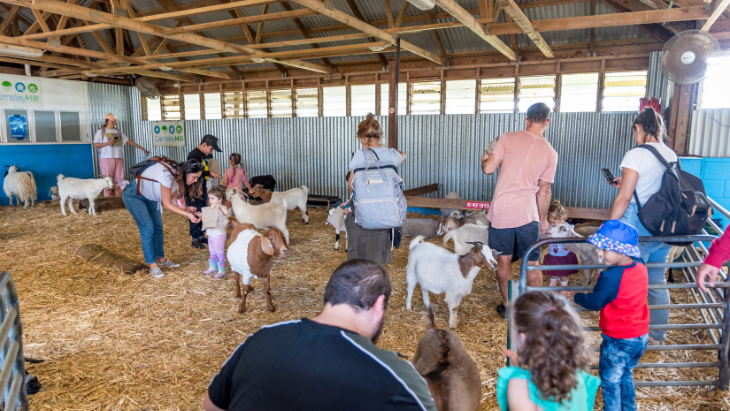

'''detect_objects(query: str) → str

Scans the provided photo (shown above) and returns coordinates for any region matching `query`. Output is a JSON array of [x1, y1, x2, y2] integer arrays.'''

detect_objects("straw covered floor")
[[1, 202, 729, 410]]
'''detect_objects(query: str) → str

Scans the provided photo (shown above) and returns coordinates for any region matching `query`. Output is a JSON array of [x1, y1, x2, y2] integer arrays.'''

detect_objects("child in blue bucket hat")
[[563, 220, 649, 411]]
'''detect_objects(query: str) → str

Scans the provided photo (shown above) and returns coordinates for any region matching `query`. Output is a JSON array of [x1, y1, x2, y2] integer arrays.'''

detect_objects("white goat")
[[227, 188, 290, 243], [441, 192, 463, 219], [443, 224, 490, 255], [57, 175, 114, 216], [436, 211, 489, 236], [406, 236, 498, 329], [326, 206, 347, 251], [546, 224, 601, 285], [3, 165, 37, 209], [252, 184, 309, 224]]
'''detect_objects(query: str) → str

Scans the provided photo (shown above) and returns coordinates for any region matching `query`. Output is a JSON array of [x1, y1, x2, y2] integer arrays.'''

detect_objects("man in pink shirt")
[[481, 103, 558, 319]]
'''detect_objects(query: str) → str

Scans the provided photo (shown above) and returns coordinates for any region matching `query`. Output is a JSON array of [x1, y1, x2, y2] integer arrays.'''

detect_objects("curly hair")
[[207, 185, 227, 202], [547, 200, 568, 222], [512, 291, 588, 404]]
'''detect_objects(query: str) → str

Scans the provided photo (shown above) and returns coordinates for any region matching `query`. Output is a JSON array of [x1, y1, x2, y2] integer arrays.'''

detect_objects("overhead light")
[[369, 45, 388, 52], [252, 58, 267, 63], [0, 44, 44, 58], [83, 72, 98, 78], [406, 0, 435, 11], [159, 66, 173, 71]]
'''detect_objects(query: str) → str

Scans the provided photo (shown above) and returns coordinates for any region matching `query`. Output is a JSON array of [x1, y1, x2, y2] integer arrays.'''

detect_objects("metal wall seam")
[[690, 109, 730, 157]]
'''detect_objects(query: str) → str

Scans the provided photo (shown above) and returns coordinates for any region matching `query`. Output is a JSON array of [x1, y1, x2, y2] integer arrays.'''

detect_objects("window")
[[270, 89, 293, 118], [203, 93, 222, 119], [560, 73, 599, 112], [146, 97, 162, 121], [5, 109, 29, 143], [246, 90, 268, 118], [445, 80, 476, 114], [603, 71, 647, 112], [379, 83, 407, 116], [60, 112, 81, 141], [160, 94, 181, 120], [183, 94, 201, 120], [295, 88, 319, 117], [700, 54, 730, 109], [34, 110, 57, 142], [224, 91, 244, 118], [411, 81, 441, 115], [518, 76, 555, 112], [323, 86, 346, 117], [351, 84, 376, 117], [479, 78, 515, 113]]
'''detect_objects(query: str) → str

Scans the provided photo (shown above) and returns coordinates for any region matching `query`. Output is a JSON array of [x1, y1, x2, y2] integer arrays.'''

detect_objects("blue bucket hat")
[[588, 220, 641, 258]]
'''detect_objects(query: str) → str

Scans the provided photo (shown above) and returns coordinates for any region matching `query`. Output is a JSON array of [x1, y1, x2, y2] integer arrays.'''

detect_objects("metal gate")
[[0, 272, 27, 410], [508, 197, 730, 389]]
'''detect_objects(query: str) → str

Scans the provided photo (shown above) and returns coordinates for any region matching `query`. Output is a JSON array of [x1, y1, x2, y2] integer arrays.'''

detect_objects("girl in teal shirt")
[[498, 291, 600, 411]]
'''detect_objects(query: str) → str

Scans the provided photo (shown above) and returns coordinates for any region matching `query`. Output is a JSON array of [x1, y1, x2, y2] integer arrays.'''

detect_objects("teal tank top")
[[497, 366, 600, 411]]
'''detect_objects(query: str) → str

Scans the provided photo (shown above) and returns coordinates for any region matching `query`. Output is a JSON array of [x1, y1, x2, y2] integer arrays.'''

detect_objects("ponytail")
[[633, 107, 665, 144], [548, 199, 568, 221], [357, 113, 383, 140]]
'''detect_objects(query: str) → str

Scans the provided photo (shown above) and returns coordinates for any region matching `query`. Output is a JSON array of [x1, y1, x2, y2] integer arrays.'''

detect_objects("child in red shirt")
[[697, 227, 730, 292]]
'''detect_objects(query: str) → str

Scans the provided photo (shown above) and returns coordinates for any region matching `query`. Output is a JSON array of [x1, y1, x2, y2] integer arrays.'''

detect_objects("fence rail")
[[0, 272, 27, 411]]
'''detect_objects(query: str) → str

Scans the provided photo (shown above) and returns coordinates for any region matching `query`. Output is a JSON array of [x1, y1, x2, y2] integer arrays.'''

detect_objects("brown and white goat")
[[436, 210, 489, 236], [413, 307, 482, 411], [226, 219, 288, 313], [251, 184, 310, 224]]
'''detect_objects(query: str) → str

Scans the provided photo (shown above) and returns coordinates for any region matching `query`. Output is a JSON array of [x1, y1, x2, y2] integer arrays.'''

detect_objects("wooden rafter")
[[423, 11, 447, 62], [702, 0, 730, 31], [166, 9, 317, 34], [254, 4, 269, 44], [598, 0, 676, 41], [394, 0, 409, 28], [0, 6, 21, 34], [280, 2, 335, 68], [345, 0, 389, 68], [499, 0, 554, 58]]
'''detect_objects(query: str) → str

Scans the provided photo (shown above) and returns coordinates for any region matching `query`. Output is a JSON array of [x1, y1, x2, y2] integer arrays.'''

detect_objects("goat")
[[227, 188, 289, 243], [248, 175, 276, 192], [413, 307, 481, 411], [443, 224, 489, 255], [326, 206, 347, 251], [436, 210, 489, 236], [57, 175, 114, 216], [402, 218, 439, 239], [407, 236, 498, 329], [3, 165, 37, 209], [546, 224, 600, 285], [49, 186, 60, 201], [226, 219, 288, 313], [441, 192, 463, 220], [251, 184, 309, 224]]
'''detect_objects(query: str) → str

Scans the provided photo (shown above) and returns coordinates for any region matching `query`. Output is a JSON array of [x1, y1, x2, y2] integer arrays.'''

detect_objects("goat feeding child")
[[498, 291, 600, 411], [544, 200, 579, 287], [203, 186, 230, 278]]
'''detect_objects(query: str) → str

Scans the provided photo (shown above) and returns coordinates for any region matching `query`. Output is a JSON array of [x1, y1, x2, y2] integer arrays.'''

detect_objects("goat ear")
[[260, 235, 274, 255]]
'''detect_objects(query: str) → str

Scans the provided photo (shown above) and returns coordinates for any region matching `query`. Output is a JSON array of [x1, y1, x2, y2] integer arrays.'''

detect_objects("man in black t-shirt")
[[204, 259, 437, 411]]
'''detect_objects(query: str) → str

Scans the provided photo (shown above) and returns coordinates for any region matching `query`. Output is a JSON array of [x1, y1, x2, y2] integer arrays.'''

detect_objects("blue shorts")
[[487, 221, 541, 262]]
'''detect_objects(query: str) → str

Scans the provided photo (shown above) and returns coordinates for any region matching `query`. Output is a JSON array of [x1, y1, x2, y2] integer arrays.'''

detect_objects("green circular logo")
[[176, 125, 182, 133], [2, 81, 11, 91], [161, 126, 167, 131], [28, 84, 38, 93]]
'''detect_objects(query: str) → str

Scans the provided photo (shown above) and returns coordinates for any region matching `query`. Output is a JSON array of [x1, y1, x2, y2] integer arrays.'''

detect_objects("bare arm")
[[161, 185, 201, 222], [126, 139, 149, 154], [481, 152, 502, 175], [507, 378, 538, 411], [537, 179, 552, 235], [204, 392, 226, 411], [93, 140, 113, 149], [395, 148, 406, 163], [609, 168, 639, 220]]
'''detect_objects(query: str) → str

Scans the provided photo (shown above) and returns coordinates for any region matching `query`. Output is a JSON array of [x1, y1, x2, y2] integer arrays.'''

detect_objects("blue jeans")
[[122, 181, 165, 265], [600, 333, 648, 411], [620, 203, 672, 341]]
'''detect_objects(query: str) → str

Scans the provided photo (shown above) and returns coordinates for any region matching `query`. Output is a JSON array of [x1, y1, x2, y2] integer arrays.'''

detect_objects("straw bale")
[[0, 202, 728, 410]]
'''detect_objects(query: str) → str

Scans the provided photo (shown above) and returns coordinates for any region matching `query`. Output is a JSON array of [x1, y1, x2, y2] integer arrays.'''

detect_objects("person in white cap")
[[93, 113, 149, 198]]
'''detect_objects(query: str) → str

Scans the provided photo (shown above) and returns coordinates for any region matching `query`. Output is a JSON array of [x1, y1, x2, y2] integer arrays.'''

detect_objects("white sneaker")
[[649, 336, 664, 345], [157, 259, 180, 268], [150, 267, 165, 278]]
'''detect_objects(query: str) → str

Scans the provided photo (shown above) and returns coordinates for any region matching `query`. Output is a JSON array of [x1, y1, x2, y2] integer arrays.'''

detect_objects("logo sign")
[[465, 201, 490, 210], [151, 121, 185, 147], [9, 114, 27, 139], [0, 76, 41, 108]]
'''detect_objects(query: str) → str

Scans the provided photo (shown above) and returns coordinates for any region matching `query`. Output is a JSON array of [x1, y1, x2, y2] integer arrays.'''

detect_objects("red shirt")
[[706, 228, 730, 269]]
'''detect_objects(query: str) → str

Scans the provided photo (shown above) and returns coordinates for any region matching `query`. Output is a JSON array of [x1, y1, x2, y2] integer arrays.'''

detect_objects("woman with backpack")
[[343, 114, 406, 264], [122, 157, 205, 279], [607, 107, 677, 345]]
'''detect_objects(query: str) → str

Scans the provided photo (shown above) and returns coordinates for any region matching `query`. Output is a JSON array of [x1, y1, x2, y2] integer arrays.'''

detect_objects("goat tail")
[[26, 172, 37, 201], [300, 185, 309, 196], [409, 235, 426, 251], [57, 174, 65, 183], [443, 230, 456, 248], [426, 306, 437, 330]]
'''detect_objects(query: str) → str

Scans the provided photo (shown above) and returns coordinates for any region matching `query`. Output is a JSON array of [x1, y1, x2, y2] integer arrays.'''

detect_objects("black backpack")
[[129, 157, 174, 196], [633, 145, 711, 246]]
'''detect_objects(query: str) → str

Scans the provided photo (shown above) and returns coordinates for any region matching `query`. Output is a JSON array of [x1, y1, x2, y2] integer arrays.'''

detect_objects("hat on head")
[[104, 113, 117, 122], [588, 220, 641, 258], [201, 134, 222, 152]]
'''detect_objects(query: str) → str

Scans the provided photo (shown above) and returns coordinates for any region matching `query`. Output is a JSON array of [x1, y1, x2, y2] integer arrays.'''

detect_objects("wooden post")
[[668, 84, 693, 155], [388, 38, 400, 149], [375, 73, 381, 115], [440, 68, 446, 115], [596, 60, 606, 112]]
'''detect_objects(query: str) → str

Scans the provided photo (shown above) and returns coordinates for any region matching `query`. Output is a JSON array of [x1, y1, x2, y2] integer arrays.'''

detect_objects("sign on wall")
[[0, 77, 41, 109], [9, 114, 27, 139], [152, 121, 185, 147]]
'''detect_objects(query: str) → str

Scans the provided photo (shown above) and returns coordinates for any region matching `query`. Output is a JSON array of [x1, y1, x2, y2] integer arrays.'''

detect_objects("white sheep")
[[443, 224, 489, 255], [3, 165, 37, 209], [406, 236, 498, 329], [57, 174, 114, 216], [546, 224, 601, 285], [326, 206, 347, 251], [227, 188, 290, 243], [251, 184, 309, 224]]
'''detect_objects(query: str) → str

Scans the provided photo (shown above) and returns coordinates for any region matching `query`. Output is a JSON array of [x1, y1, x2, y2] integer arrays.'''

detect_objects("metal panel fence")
[[90, 86, 637, 209], [0, 271, 27, 411]]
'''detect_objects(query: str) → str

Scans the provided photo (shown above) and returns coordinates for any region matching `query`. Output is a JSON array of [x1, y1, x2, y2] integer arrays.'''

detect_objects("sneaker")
[[191, 240, 206, 249], [496, 304, 507, 319], [158, 259, 180, 268], [150, 267, 165, 278], [649, 336, 664, 346]]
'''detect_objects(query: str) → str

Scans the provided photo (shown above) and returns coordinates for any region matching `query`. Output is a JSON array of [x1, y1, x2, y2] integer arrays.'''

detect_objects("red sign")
[[389, 107, 395, 114], [465, 201, 490, 210]]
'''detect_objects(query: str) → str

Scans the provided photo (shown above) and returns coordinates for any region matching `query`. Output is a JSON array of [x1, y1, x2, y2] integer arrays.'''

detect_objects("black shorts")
[[487, 221, 541, 262]]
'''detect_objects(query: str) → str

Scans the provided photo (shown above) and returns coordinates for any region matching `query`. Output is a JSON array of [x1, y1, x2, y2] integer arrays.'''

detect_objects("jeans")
[[599, 333, 648, 411], [620, 203, 672, 341], [122, 182, 165, 264]]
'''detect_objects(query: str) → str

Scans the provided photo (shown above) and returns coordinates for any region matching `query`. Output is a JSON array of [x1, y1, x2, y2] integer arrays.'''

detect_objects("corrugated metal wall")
[[88, 83, 137, 178], [690, 109, 730, 157], [91, 85, 637, 209], [646, 51, 673, 113]]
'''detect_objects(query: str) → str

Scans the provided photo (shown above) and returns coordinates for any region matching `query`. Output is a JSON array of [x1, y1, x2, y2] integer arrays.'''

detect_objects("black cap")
[[201, 134, 222, 152]]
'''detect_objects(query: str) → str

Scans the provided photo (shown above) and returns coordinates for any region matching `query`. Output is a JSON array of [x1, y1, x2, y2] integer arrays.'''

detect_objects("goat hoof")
[[268, 305, 277, 313], [238, 307, 247, 314]]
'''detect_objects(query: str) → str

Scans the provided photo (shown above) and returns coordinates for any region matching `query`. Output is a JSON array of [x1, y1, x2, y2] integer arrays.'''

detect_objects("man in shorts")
[[481, 102, 558, 319]]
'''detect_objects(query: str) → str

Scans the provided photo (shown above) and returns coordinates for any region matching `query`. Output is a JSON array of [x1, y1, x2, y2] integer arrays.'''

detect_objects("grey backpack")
[[352, 149, 407, 230]]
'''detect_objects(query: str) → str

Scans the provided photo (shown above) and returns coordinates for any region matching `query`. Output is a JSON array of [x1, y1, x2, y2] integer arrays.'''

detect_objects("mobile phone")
[[601, 168, 616, 184]]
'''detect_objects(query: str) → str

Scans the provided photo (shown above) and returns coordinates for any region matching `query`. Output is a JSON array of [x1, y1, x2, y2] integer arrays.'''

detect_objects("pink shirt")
[[224, 167, 247, 191], [487, 130, 558, 229]]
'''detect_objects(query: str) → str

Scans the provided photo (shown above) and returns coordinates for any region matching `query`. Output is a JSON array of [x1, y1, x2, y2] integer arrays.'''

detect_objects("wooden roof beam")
[[702, 0, 730, 31], [344, 0, 389, 68], [0, 6, 21, 34], [165, 8, 317, 34], [280, 1, 335, 68], [433, 0, 515, 60], [499, 0, 554, 58]]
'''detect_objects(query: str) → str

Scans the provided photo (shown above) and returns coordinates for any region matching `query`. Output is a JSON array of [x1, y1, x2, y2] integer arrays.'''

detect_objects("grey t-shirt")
[[349, 147, 404, 170]]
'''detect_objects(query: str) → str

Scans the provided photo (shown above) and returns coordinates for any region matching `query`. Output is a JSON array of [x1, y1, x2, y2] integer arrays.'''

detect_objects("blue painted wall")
[[681, 157, 730, 229], [0, 144, 94, 205]]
